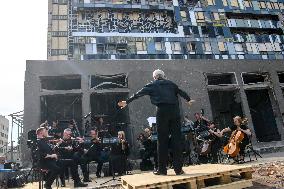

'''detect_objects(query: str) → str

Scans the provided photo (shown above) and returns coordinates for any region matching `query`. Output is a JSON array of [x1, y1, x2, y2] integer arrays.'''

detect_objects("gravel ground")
[[248, 161, 284, 189]]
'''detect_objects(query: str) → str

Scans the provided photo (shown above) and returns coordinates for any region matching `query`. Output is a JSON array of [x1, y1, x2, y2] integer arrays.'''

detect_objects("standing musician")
[[83, 128, 105, 178], [68, 119, 81, 138], [118, 69, 194, 175], [194, 113, 210, 130], [109, 131, 130, 176], [57, 128, 90, 185], [48, 121, 61, 139], [36, 127, 87, 189], [220, 116, 251, 163]]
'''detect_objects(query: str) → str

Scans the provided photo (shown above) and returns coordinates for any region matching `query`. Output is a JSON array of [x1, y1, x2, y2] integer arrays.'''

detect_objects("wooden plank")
[[203, 179, 253, 189], [121, 164, 253, 189], [219, 174, 232, 184]]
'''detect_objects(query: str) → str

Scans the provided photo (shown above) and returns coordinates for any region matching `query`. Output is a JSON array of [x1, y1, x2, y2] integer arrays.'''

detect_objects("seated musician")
[[208, 122, 222, 163], [109, 131, 130, 176], [83, 128, 104, 178], [36, 127, 87, 189], [137, 128, 157, 170], [57, 128, 89, 185], [220, 116, 251, 163]]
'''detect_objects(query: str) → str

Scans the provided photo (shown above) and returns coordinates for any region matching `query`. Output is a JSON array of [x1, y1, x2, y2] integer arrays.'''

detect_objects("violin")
[[223, 128, 244, 157]]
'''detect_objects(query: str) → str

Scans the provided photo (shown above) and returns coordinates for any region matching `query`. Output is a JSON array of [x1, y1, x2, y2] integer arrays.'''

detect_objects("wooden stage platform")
[[121, 164, 254, 189]]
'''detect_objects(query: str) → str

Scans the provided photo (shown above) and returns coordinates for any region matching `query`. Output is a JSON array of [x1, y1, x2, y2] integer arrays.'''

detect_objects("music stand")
[[100, 137, 121, 186]]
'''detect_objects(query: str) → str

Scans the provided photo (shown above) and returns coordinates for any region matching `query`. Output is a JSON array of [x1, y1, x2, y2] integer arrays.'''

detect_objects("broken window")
[[90, 74, 128, 89], [40, 94, 82, 133], [207, 73, 237, 85], [41, 75, 81, 90], [245, 89, 281, 142], [242, 72, 269, 84], [208, 90, 243, 130], [277, 72, 284, 83]]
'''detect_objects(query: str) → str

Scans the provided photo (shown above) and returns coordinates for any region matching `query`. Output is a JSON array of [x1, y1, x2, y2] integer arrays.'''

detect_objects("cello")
[[223, 129, 244, 157]]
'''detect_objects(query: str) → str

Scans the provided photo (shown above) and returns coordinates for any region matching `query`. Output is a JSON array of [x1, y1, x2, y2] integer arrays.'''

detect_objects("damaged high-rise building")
[[48, 0, 284, 60]]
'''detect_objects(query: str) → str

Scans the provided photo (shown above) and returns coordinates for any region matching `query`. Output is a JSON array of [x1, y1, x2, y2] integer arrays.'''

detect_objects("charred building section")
[[24, 60, 284, 165]]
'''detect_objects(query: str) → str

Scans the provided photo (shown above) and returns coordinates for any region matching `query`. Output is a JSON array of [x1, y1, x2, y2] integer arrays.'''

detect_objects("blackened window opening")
[[207, 73, 236, 85], [278, 72, 284, 83], [242, 73, 268, 84], [41, 75, 81, 90]]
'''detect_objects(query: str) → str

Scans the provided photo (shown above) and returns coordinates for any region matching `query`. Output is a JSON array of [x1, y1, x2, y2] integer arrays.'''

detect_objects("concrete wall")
[[23, 59, 284, 165]]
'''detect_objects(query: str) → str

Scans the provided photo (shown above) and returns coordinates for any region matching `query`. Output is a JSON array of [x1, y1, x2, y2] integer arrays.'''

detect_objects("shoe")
[[96, 173, 101, 178], [61, 184, 66, 187], [74, 182, 88, 187], [44, 183, 52, 189], [83, 178, 92, 182], [153, 170, 167, 175], [175, 170, 185, 175]]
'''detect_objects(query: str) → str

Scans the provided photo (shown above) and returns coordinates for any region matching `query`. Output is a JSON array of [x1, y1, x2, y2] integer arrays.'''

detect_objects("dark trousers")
[[83, 153, 104, 177], [156, 104, 182, 173], [41, 159, 80, 187]]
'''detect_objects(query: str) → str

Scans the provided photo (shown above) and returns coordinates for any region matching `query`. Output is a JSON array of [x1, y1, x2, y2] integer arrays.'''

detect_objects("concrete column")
[[235, 73, 258, 145], [81, 75, 91, 134], [268, 70, 284, 140]]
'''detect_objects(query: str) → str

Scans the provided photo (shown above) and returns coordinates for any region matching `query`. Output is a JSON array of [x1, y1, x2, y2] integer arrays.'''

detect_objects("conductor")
[[118, 69, 194, 175]]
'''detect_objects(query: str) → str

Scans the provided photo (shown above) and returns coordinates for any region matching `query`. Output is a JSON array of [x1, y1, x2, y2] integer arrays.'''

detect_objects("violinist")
[[109, 131, 130, 176], [36, 127, 87, 189], [57, 128, 89, 185], [220, 116, 251, 163], [83, 128, 104, 178], [138, 128, 157, 171]]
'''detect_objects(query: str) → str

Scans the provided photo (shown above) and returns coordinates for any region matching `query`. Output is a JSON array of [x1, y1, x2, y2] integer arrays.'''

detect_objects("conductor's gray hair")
[[153, 69, 165, 79]]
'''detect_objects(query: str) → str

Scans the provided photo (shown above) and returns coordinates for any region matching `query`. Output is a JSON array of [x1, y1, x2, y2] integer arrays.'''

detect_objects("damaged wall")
[[24, 59, 284, 165]]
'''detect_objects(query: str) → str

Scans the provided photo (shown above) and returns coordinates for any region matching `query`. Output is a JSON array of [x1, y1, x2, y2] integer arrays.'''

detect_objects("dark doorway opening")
[[208, 90, 243, 130], [90, 92, 129, 136], [40, 94, 82, 132], [245, 89, 281, 142]]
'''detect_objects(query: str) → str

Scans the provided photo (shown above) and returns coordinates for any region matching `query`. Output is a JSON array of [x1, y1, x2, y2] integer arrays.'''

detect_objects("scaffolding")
[[8, 110, 24, 162]]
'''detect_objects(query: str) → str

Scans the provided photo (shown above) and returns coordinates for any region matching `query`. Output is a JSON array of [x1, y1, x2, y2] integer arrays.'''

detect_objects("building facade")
[[48, 0, 284, 60], [0, 116, 9, 157], [23, 60, 284, 164]]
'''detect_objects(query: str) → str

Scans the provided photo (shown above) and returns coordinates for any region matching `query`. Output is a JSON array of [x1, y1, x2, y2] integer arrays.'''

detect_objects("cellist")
[[220, 116, 251, 163]]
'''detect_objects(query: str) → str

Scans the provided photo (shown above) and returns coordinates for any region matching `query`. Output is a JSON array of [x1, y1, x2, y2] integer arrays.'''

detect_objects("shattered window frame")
[[90, 73, 128, 89]]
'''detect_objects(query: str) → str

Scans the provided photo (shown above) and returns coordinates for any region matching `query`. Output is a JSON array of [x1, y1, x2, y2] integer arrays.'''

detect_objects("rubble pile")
[[252, 161, 284, 189]]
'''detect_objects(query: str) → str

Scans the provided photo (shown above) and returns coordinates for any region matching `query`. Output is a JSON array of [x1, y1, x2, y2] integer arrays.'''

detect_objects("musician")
[[36, 127, 87, 189], [194, 113, 210, 131], [220, 116, 251, 163], [208, 122, 222, 163], [138, 128, 157, 171], [57, 128, 89, 184], [68, 119, 80, 138], [109, 131, 129, 175], [118, 69, 194, 175], [83, 128, 104, 178], [48, 121, 61, 139]]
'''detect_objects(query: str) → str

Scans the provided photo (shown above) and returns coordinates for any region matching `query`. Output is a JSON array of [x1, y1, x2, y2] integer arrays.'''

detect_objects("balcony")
[[74, 0, 173, 10]]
